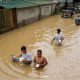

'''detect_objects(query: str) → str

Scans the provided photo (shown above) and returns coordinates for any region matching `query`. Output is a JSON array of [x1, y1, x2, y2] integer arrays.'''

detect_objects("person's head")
[[21, 46, 27, 54], [57, 28, 61, 34], [37, 50, 42, 58]]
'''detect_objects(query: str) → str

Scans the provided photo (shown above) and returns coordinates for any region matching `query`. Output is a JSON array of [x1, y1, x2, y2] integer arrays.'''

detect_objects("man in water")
[[33, 50, 48, 68], [51, 28, 64, 46], [11, 46, 32, 64]]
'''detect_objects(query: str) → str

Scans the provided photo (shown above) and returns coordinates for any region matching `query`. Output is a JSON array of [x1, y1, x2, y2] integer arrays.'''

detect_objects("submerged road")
[[0, 15, 80, 80]]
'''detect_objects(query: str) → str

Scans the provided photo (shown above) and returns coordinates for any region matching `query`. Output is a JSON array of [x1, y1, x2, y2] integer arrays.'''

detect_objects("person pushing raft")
[[11, 46, 32, 64], [51, 28, 64, 46]]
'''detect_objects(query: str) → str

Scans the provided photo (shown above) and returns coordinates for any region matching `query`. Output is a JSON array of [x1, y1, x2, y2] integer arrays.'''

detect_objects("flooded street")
[[0, 15, 80, 80]]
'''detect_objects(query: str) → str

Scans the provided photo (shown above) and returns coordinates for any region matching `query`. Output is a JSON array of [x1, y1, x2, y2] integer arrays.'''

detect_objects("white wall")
[[41, 5, 52, 17], [16, 4, 57, 26], [17, 7, 39, 24], [52, 4, 56, 13]]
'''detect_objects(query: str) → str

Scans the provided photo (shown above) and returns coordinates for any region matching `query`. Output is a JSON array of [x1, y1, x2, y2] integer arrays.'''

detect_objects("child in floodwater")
[[51, 28, 64, 46], [33, 50, 48, 68], [11, 46, 32, 64]]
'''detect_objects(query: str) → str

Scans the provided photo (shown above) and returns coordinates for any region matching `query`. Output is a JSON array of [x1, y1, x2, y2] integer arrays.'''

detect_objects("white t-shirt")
[[19, 52, 32, 61], [54, 33, 64, 44]]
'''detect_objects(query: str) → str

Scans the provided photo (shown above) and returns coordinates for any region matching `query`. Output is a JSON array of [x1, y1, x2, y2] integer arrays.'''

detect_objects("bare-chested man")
[[34, 50, 48, 68]]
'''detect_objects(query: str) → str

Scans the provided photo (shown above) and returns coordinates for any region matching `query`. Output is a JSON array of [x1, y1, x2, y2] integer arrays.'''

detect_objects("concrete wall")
[[0, 3, 57, 33], [40, 5, 52, 18], [52, 4, 57, 14], [16, 4, 56, 26], [16, 7, 39, 27]]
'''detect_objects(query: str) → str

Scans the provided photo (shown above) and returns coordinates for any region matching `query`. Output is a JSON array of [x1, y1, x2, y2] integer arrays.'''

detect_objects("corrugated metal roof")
[[0, 0, 54, 9]]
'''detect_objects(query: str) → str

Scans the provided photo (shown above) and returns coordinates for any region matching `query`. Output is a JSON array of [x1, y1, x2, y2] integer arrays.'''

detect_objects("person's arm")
[[61, 37, 64, 41], [33, 56, 37, 66], [51, 37, 55, 44], [23, 60, 32, 64], [33, 56, 36, 63], [61, 34, 64, 41], [43, 57, 48, 65], [39, 57, 48, 67]]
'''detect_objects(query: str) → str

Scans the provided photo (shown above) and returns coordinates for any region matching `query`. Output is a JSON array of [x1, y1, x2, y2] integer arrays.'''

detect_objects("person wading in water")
[[51, 28, 64, 46], [33, 50, 48, 68]]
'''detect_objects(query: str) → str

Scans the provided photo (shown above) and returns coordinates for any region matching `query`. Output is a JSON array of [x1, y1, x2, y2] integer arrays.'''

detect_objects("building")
[[0, 0, 57, 33]]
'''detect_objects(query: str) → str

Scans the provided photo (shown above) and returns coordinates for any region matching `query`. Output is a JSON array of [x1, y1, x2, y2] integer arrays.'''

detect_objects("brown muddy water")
[[0, 15, 80, 80]]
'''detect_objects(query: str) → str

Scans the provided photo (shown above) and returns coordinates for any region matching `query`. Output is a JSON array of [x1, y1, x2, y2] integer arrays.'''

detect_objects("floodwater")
[[0, 15, 80, 80]]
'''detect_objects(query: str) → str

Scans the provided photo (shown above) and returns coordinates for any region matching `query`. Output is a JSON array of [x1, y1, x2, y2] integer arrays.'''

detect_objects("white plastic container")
[[36, 64, 40, 68], [19, 57, 24, 62]]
